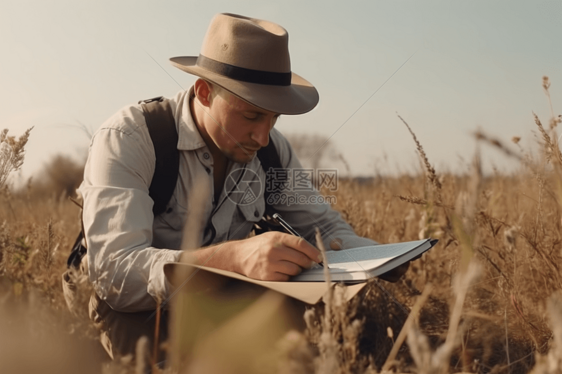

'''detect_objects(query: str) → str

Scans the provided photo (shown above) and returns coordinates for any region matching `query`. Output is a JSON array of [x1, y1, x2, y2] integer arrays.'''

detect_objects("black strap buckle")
[[138, 96, 164, 104], [67, 231, 87, 269]]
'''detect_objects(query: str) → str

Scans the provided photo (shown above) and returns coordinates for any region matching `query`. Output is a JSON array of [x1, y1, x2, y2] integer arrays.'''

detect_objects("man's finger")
[[330, 238, 343, 250], [281, 235, 322, 263], [273, 246, 315, 269], [274, 260, 303, 277]]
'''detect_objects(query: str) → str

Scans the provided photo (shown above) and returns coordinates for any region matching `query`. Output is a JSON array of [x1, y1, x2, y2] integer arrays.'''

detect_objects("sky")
[[1, 0, 561, 182]]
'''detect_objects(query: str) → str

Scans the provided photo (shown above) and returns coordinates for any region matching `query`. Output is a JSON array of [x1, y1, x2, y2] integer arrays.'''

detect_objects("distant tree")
[[283, 133, 339, 170], [37, 155, 84, 199]]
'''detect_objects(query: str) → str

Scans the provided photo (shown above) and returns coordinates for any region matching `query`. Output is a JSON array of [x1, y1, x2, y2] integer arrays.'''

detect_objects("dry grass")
[[1, 78, 562, 373], [0, 127, 32, 189]]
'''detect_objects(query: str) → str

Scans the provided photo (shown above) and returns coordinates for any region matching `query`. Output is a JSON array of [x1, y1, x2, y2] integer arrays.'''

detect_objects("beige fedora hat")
[[170, 13, 319, 115]]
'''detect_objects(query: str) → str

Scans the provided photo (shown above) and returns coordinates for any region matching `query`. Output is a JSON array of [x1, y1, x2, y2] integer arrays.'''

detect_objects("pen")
[[272, 213, 325, 268]]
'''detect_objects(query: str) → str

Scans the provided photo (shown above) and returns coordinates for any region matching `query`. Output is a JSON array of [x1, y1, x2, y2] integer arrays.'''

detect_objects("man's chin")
[[225, 150, 257, 164]]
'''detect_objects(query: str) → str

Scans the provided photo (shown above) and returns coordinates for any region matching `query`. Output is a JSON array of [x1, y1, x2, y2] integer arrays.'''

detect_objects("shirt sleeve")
[[268, 129, 379, 251], [80, 109, 182, 312]]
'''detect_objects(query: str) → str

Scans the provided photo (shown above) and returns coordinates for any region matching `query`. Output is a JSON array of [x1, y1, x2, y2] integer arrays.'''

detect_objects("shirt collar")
[[175, 87, 208, 151]]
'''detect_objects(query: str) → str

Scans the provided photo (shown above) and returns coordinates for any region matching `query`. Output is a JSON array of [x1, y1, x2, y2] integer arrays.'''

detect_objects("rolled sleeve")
[[80, 113, 181, 312]]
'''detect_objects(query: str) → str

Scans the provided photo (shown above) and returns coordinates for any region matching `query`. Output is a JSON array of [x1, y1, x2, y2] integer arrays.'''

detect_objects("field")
[[1, 79, 561, 373]]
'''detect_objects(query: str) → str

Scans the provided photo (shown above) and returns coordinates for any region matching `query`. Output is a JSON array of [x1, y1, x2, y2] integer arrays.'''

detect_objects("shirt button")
[[205, 167, 211, 174], [254, 210, 260, 218], [203, 152, 210, 160]]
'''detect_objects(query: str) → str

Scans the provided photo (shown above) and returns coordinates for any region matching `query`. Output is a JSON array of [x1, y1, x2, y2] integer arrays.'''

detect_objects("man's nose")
[[252, 124, 270, 148]]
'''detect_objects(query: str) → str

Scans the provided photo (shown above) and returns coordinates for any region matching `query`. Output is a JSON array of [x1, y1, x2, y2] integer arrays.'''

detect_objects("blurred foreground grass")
[[0, 78, 561, 373]]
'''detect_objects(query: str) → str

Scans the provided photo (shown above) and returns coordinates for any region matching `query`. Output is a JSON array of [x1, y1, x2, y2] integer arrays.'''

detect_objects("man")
[[78, 13, 406, 359]]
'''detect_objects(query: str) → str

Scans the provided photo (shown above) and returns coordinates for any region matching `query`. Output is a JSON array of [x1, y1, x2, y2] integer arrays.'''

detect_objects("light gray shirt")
[[79, 88, 376, 312]]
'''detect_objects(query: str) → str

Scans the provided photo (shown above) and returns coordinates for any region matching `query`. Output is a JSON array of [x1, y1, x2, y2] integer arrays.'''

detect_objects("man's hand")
[[181, 232, 321, 281], [234, 232, 322, 281], [378, 262, 410, 283]]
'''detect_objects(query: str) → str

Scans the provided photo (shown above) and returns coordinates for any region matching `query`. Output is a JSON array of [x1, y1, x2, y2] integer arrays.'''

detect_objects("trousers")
[[88, 293, 169, 362]]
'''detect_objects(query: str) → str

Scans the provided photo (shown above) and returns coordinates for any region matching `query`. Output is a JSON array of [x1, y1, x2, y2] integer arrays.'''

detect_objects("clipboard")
[[164, 262, 368, 305]]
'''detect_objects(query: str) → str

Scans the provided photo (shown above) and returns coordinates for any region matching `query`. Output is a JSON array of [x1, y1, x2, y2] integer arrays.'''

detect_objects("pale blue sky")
[[1, 0, 561, 180]]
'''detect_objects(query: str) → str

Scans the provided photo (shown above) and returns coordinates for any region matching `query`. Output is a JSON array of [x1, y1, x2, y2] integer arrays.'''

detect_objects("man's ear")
[[194, 79, 212, 107]]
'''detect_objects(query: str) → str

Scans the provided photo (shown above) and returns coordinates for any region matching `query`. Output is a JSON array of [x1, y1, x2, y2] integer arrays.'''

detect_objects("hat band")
[[196, 55, 291, 86]]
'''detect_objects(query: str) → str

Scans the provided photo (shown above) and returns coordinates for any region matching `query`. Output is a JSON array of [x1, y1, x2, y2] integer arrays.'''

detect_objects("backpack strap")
[[139, 96, 180, 216], [143, 95, 280, 216], [256, 136, 282, 216], [68, 95, 282, 268], [67, 97, 179, 268]]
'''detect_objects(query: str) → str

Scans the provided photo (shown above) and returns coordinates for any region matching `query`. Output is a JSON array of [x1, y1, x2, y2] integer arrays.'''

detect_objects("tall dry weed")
[[1, 77, 562, 373], [0, 127, 32, 189]]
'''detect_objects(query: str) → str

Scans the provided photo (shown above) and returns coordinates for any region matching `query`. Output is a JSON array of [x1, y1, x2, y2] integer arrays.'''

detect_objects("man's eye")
[[244, 114, 260, 121]]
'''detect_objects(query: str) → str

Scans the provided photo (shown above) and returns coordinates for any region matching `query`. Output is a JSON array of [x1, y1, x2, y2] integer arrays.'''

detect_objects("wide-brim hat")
[[170, 13, 319, 115]]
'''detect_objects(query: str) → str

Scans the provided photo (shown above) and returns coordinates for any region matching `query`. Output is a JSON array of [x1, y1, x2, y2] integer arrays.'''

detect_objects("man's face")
[[203, 89, 280, 164]]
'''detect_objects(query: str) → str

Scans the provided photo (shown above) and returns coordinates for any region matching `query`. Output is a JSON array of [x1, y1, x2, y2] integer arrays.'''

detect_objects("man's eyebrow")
[[243, 109, 280, 116]]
